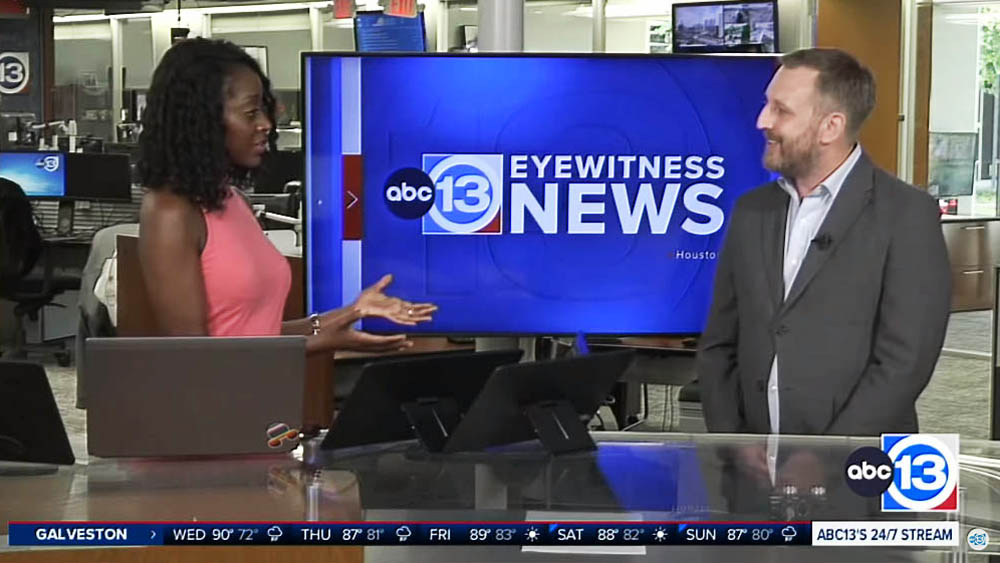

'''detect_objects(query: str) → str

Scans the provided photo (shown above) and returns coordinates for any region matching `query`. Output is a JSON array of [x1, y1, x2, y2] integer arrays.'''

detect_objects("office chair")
[[0, 179, 78, 366]]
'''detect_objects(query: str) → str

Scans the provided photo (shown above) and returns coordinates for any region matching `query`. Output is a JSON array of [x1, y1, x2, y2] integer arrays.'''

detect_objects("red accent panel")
[[478, 211, 502, 234], [343, 155, 363, 241], [0, 0, 28, 16], [333, 0, 355, 19], [935, 487, 958, 511]]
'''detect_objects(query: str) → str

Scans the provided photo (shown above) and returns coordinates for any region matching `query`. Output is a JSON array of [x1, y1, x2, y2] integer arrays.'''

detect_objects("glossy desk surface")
[[2, 432, 997, 562]]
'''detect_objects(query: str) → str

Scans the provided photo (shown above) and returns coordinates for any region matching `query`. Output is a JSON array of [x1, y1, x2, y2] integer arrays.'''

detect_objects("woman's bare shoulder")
[[140, 188, 205, 246]]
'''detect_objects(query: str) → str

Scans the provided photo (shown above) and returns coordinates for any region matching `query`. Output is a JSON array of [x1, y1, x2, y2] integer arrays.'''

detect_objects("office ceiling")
[[31, 0, 331, 12]]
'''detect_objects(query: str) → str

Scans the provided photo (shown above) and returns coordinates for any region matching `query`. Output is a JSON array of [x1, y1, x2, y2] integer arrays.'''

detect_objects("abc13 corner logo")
[[844, 434, 959, 512], [383, 154, 504, 235]]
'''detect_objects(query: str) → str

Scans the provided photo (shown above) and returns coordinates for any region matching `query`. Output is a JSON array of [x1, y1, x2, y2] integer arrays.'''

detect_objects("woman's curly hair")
[[136, 38, 277, 211]]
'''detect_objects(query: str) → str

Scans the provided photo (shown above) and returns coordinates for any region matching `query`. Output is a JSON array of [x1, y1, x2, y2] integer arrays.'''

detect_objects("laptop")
[[443, 350, 636, 454], [85, 337, 306, 458], [321, 349, 523, 452], [0, 361, 75, 466]]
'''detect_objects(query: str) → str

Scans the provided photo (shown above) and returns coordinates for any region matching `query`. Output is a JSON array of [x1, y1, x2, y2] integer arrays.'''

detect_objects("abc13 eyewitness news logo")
[[844, 434, 959, 512]]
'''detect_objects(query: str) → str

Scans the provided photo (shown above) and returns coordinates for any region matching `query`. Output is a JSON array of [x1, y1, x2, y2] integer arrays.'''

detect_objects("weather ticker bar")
[[11, 522, 810, 547], [10, 521, 962, 548]]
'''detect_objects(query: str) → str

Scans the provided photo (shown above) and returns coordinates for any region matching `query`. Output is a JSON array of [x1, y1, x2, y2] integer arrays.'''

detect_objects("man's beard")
[[762, 127, 821, 180]]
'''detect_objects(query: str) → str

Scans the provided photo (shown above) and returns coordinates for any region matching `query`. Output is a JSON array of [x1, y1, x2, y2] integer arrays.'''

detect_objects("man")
[[697, 48, 951, 437]]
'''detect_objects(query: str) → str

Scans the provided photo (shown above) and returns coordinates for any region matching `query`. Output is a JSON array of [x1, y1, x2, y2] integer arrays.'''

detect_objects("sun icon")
[[525, 528, 540, 542], [654, 527, 668, 542]]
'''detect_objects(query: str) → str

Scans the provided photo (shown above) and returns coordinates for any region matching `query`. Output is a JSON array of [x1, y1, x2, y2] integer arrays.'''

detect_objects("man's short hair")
[[780, 48, 876, 137]]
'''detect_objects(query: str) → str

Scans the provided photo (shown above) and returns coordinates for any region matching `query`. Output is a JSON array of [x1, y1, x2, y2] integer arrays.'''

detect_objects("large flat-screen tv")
[[302, 53, 778, 335], [673, 1, 778, 54], [354, 11, 426, 53]]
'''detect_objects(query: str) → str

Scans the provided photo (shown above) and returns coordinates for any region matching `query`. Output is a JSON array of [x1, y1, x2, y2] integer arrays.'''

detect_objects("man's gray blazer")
[[697, 153, 951, 436]]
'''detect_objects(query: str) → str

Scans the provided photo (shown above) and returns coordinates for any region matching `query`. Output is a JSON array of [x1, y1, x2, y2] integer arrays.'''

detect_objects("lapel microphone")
[[812, 233, 833, 250]]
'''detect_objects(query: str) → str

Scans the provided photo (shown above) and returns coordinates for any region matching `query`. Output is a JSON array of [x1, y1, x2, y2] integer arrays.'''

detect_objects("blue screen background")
[[306, 55, 776, 334], [0, 152, 65, 198]]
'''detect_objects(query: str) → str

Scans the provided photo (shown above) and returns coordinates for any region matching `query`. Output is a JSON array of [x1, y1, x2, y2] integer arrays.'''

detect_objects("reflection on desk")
[[0, 455, 362, 534], [0, 454, 363, 562], [3, 433, 992, 561]]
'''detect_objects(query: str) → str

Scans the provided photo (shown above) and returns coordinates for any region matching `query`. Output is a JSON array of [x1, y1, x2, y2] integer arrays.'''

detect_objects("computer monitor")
[[443, 351, 636, 454], [65, 152, 132, 202], [0, 112, 36, 150], [0, 151, 131, 202], [254, 150, 303, 194], [302, 53, 777, 335], [673, 1, 778, 54], [0, 151, 66, 198], [354, 11, 427, 52], [321, 349, 523, 453], [103, 142, 141, 162]]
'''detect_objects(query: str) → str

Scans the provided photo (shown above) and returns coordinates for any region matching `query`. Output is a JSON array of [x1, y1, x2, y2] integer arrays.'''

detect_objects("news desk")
[[1, 432, 996, 562]]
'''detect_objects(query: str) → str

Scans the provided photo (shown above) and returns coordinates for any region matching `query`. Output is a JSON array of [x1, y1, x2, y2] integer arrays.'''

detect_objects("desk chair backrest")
[[0, 178, 42, 286]]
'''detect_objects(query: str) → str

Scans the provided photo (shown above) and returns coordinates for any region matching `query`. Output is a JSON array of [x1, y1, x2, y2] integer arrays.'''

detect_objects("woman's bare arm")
[[138, 190, 210, 335]]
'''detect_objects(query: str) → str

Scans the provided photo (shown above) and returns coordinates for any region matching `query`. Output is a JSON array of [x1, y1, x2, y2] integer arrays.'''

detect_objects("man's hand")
[[733, 444, 771, 485], [776, 450, 825, 491]]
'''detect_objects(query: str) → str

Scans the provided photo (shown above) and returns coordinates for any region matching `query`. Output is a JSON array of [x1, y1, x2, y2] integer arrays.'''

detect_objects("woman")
[[136, 38, 434, 352]]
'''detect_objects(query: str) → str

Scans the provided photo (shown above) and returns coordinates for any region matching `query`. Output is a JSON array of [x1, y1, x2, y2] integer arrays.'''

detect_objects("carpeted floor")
[[943, 310, 992, 355], [34, 311, 999, 459]]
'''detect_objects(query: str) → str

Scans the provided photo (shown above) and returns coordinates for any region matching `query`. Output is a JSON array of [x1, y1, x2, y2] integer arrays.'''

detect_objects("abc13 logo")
[[844, 434, 959, 512]]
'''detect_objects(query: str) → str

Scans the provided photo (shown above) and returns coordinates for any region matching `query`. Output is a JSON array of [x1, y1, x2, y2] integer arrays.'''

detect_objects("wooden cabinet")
[[942, 218, 1000, 311], [950, 265, 993, 311]]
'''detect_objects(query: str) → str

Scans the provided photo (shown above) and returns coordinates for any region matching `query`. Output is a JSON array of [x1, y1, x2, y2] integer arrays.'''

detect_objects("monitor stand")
[[0, 434, 59, 476], [400, 396, 460, 453], [55, 200, 74, 236], [523, 399, 596, 454]]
